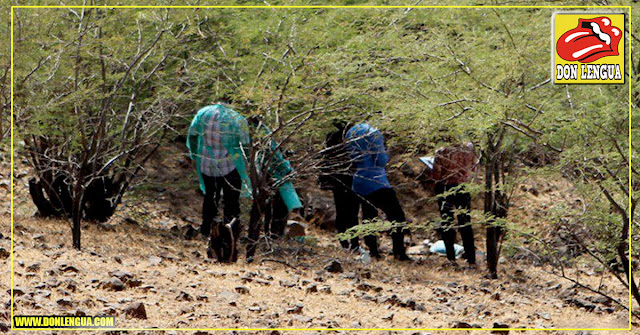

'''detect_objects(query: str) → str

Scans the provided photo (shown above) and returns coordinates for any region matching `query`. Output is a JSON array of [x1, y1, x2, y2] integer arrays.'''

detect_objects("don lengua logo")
[[553, 13, 625, 84]]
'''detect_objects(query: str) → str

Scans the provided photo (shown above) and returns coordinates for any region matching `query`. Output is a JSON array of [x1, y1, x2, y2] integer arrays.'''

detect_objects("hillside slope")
[[1, 147, 633, 333]]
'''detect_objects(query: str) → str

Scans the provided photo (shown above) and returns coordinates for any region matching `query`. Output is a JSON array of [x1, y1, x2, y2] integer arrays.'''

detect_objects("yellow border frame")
[[9, 4, 633, 332]]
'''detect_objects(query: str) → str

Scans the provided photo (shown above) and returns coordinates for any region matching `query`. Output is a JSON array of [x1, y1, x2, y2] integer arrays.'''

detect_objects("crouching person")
[[245, 116, 303, 261], [432, 142, 479, 266], [187, 103, 251, 262], [319, 120, 360, 250], [346, 123, 410, 261]]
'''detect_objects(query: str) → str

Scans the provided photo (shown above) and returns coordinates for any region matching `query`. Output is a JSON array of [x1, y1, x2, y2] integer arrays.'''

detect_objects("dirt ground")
[[0, 146, 635, 334]]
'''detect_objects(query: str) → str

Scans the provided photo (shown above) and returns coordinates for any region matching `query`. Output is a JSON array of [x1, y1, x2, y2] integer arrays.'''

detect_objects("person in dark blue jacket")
[[346, 123, 410, 261]]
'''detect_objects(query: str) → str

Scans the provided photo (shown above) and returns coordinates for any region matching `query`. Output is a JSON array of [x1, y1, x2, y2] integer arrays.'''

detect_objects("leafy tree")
[[15, 7, 195, 248]]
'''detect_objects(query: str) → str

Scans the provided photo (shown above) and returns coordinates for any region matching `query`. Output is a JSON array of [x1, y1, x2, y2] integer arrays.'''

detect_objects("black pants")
[[201, 169, 242, 236], [360, 188, 408, 259], [436, 182, 476, 264], [331, 177, 361, 250], [264, 192, 289, 237]]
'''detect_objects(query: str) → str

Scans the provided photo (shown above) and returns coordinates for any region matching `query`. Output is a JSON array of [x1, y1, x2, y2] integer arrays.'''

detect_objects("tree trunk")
[[246, 200, 264, 262], [484, 141, 499, 279], [616, 210, 640, 307], [71, 172, 85, 250], [484, 133, 507, 279], [28, 178, 59, 217]]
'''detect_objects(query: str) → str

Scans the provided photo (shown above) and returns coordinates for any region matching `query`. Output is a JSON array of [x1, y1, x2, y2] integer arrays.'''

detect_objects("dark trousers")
[[264, 192, 289, 237], [360, 187, 409, 259], [201, 169, 242, 236], [331, 178, 361, 250], [435, 182, 476, 264]]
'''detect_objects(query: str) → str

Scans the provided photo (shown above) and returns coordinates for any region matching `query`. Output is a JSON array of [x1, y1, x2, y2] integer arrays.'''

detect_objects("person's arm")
[[186, 112, 202, 160], [372, 131, 389, 168]]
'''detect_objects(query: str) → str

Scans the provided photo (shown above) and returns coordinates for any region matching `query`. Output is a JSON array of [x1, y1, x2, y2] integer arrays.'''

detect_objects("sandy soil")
[[0, 146, 634, 334]]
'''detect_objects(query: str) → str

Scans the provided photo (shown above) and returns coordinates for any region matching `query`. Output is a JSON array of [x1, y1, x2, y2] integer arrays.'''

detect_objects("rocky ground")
[[0, 146, 635, 334]]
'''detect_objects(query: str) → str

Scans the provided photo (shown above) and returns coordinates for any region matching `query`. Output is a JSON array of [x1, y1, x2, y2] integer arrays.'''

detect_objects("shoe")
[[200, 224, 211, 238]]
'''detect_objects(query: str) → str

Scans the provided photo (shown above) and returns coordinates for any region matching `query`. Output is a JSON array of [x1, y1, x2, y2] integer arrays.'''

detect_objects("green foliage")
[[8, 1, 637, 282]]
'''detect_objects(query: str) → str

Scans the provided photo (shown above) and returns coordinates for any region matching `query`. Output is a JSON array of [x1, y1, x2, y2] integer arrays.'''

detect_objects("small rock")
[[108, 270, 133, 281], [337, 289, 352, 296], [56, 298, 73, 308], [248, 305, 262, 312], [0, 322, 9, 332], [124, 302, 147, 319], [62, 279, 77, 292], [402, 299, 417, 309], [537, 312, 550, 320], [10, 287, 25, 296], [26, 263, 41, 272], [292, 315, 313, 323], [279, 280, 297, 288], [305, 284, 318, 294], [139, 285, 155, 292], [356, 283, 373, 291], [0, 248, 9, 259], [339, 272, 356, 279], [587, 295, 611, 305], [567, 298, 596, 311], [324, 260, 343, 273], [452, 321, 473, 328], [491, 322, 509, 334], [126, 278, 142, 288], [176, 291, 193, 302], [102, 277, 124, 291], [382, 313, 394, 321], [58, 264, 79, 273], [547, 283, 561, 290], [235, 286, 249, 295], [254, 279, 271, 286], [319, 286, 332, 294], [286, 304, 304, 314]]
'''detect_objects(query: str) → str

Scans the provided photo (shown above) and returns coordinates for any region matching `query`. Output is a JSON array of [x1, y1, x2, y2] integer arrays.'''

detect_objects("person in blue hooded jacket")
[[346, 123, 410, 261]]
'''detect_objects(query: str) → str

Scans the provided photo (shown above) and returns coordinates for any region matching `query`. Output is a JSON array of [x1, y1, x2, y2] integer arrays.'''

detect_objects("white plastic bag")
[[429, 240, 464, 258]]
